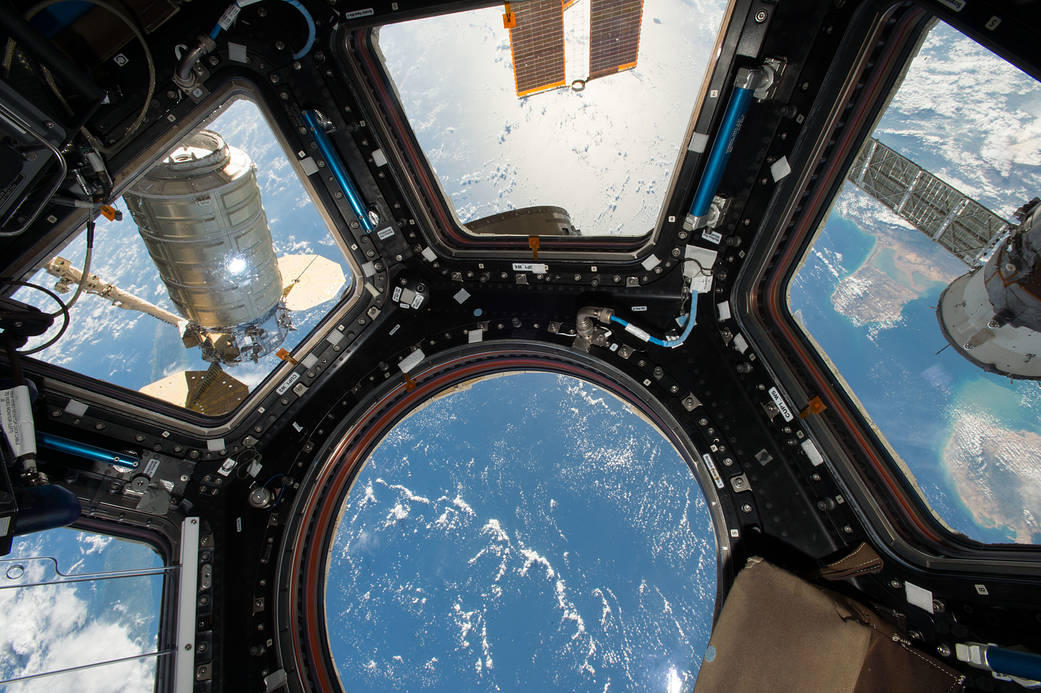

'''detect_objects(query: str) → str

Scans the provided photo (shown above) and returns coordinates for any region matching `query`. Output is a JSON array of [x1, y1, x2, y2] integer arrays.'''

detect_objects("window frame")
[[7, 80, 366, 435], [335, 0, 747, 261], [734, 1, 1041, 568]]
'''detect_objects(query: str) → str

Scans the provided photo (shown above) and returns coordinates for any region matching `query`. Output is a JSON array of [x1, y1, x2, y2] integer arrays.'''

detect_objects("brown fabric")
[[693, 558, 965, 693], [816, 542, 884, 581]]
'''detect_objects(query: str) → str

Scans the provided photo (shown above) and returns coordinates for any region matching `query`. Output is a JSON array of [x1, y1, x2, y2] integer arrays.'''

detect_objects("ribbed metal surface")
[[124, 130, 283, 330]]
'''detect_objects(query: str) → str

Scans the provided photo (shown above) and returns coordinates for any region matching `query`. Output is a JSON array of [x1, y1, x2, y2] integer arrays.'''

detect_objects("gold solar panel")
[[506, 0, 567, 97], [588, 0, 643, 80]]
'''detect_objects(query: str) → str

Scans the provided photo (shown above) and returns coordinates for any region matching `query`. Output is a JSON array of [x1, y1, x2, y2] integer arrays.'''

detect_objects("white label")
[[277, 372, 301, 395], [227, 42, 248, 63], [64, 399, 88, 417], [421, 247, 437, 262], [398, 349, 425, 373], [904, 581, 934, 613], [235, 517, 243, 533], [631, 305, 647, 312], [410, 293, 425, 310], [144, 457, 161, 478], [326, 329, 344, 346], [624, 322, 651, 342], [935, 0, 965, 10], [768, 387, 794, 422], [344, 7, 375, 19], [206, 438, 225, 452], [688, 132, 709, 153], [717, 301, 731, 320], [801, 439, 823, 466], [454, 288, 471, 304], [702, 230, 722, 245], [702, 453, 725, 489], [301, 353, 319, 369], [361, 261, 376, 277], [985, 16, 1001, 30], [372, 149, 388, 167], [299, 157, 318, 176], [770, 156, 792, 182], [641, 254, 661, 271], [512, 262, 548, 274], [732, 333, 749, 353], [217, 4, 241, 29], [468, 329, 483, 343], [392, 286, 403, 302], [291, 422, 303, 433], [0, 386, 35, 458], [377, 227, 395, 240], [247, 460, 262, 478], [388, 324, 400, 336]]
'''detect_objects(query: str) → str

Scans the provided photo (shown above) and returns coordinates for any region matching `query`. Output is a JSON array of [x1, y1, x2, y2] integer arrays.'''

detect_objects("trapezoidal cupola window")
[[13, 97, 356, 418], [788, 20, 1041, 544], [374, 0, 731, 237]]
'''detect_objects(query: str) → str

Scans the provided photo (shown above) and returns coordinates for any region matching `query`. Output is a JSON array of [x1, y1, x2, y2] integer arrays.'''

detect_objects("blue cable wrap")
[[209, 24, 221, 40], [302, 110, 374, 232], [609, 293, 698, 349], [986, 646, 1041, 683], [688, 86, 754, 218]]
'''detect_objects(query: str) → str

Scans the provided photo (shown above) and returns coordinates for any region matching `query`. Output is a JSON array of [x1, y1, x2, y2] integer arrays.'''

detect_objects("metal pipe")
[[302, 109, 374, 232], [174, 36, 216, 86], [0, 556, 176, 590], [575, 306, 613, 347], [687, 70, 759, 220], [0, 649, 173, 685], [37, 432, 139, 469]]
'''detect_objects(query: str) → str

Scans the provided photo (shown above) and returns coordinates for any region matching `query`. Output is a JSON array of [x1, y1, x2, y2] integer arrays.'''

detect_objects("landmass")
[[943, 411, 1041, 543], [829, 188, 965, 327]]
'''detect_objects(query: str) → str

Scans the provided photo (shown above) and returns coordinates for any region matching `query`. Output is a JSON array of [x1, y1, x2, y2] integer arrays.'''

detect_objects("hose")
[[56, 217, 95, 314]]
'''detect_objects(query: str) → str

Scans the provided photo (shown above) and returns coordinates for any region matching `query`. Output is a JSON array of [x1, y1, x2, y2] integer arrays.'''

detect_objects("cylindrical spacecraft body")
[[937, 202, 1041, 380], [124, 130, 283, 331]]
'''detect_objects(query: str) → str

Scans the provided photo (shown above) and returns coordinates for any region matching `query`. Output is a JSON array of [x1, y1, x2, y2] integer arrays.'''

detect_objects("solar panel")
[[849, 138, 1012, 266], [588, 0, 643, 80], [506, 0, 566, 98]]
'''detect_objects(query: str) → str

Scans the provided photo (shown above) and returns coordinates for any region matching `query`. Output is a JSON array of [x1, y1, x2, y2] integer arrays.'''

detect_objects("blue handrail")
[[688, 85, 754, 219], [302, 110, 374, 232]]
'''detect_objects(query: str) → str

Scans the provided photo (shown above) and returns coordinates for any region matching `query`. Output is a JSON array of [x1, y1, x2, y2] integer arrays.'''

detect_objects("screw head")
[[754, 9, 768, 22]]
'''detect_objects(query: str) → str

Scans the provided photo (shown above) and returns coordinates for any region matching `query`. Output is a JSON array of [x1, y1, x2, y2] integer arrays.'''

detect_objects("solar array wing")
[[588, 0, 643, 80], [507, 0, 566, 97], [849, 138, 1012, 266]]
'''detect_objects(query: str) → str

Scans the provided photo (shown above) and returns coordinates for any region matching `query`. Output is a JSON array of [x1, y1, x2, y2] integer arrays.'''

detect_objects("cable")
[[54, 216, 95, 315], [3, 334, 26, 387], [0, 279, 70, 356], [16, 0, 156, 153], [607, 282, 699, 349], [281, 0, 315, 60]]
